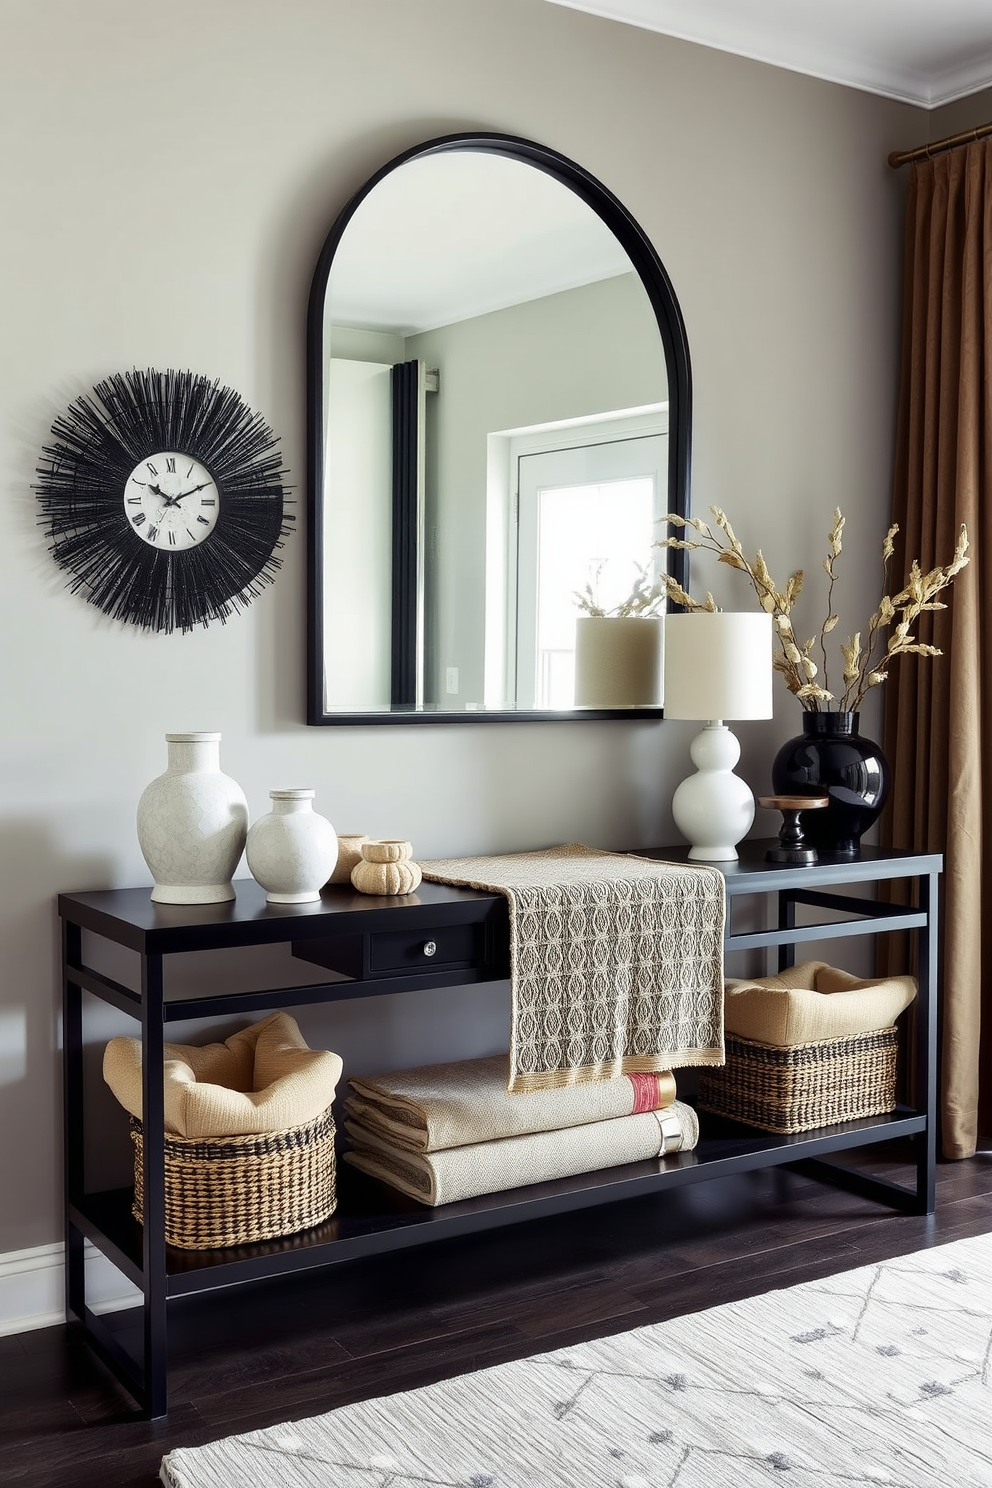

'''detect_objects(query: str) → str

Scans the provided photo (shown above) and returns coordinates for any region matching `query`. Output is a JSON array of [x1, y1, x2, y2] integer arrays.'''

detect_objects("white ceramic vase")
[[246, 789, 338, 904], [137, 732, 249, 904]]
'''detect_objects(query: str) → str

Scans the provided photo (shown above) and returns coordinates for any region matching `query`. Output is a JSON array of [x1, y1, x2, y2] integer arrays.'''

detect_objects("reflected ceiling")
[[328, 153, 632, 336]]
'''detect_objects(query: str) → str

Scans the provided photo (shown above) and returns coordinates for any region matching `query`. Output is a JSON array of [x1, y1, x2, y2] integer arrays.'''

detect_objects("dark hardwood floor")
[[5, 1147, 992, 1487]]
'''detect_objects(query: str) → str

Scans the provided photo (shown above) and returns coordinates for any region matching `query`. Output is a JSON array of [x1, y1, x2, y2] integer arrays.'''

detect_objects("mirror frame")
[[306, 131, 691, 726]]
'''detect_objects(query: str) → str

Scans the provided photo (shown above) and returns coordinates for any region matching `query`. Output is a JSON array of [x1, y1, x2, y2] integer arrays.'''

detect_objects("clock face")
[[124, 451, 219, 551]]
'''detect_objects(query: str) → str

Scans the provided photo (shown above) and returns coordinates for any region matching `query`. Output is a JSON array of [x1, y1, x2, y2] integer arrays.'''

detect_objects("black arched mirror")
[[306, 133, 691, 724]]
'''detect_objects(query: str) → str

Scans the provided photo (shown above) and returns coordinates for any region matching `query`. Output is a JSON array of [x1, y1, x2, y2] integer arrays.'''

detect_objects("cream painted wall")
[[0, 0, 923, 1253]]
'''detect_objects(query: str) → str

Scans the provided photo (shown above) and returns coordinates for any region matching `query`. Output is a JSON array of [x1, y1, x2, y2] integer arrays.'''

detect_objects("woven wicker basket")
[[698, 1027, 899, 1134], [130, 1108, 337, 1249]]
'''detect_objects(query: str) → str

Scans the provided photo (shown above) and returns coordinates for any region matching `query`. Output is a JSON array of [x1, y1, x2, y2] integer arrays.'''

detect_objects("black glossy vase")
[[771, 711, 890, 857]]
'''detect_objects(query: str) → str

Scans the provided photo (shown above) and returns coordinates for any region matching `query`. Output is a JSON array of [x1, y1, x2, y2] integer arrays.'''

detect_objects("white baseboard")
[[0, 1240, 142, 1336]]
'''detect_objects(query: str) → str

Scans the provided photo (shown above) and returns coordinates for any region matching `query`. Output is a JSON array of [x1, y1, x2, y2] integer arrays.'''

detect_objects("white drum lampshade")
[[664, 612, 773, 860]]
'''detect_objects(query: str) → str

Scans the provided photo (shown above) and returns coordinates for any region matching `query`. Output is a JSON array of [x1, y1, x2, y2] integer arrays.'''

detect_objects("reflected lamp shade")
[[574, 616, 664, 707], [663, 612, 773, 861]]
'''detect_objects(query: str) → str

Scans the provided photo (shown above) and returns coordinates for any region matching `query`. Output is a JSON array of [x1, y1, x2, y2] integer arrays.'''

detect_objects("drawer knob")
[[423, 940, 437, 957]]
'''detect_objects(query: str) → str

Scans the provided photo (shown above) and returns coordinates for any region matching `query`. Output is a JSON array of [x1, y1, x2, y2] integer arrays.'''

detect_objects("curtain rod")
[[889, 119, 992, 169]]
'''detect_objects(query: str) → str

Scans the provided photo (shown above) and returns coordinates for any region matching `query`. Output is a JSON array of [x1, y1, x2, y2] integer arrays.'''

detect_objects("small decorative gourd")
[[351, 840, 423, 896]]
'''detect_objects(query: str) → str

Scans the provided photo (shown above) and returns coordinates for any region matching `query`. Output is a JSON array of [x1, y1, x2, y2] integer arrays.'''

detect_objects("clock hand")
[[172, 483, 213, 502], [147, 483, 180, 507]]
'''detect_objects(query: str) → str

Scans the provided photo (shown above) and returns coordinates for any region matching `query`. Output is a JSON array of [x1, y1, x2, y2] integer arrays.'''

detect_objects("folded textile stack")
[[343, 1053, 698, 1206]]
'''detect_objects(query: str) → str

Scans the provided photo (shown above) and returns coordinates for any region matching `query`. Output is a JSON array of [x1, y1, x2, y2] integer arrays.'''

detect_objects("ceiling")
[[544, 0, 992, 107]]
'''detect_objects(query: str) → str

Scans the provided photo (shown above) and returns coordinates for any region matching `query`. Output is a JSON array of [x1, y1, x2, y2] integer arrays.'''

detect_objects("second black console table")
[[60, 841, 940, 1416]]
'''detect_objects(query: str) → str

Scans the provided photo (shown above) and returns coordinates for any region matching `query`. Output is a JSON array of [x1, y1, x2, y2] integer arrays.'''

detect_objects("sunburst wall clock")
[[35, 368, 292, 634]]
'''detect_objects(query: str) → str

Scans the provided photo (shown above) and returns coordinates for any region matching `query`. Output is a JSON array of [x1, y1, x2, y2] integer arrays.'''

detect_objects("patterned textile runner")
[[420, 845, 725, 1093]]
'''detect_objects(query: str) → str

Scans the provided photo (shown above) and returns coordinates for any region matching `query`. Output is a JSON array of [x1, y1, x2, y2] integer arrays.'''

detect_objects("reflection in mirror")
[[307, 136, 691, 723]]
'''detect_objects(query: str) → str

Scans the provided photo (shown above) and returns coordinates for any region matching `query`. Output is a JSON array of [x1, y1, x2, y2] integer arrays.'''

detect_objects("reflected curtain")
[[882, 139, 992, 1159]]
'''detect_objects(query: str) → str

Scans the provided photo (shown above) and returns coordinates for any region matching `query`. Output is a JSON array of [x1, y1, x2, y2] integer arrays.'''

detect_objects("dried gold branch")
[[657, 511, 827, 708], [657, 511, 969, 713], [818, 508, 844, 695]]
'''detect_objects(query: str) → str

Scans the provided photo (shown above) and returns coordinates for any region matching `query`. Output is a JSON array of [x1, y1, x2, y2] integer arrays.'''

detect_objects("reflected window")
[[532, 476, 657, 708], [505, 417, 667, 709]]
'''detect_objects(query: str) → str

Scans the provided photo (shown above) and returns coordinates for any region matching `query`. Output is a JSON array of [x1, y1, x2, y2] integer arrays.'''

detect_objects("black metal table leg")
[[777, 891, 797, 971], [915, 869, 938, 1214], [63, 920, 86, 1326], [140, 951, 168, 1419]]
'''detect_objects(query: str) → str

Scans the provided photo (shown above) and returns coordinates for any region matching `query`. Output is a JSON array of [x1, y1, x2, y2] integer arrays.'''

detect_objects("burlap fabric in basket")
[[104, 1013, 342, 1248], [722, 961, 917, 1044], [699, 961, 915, 1135]]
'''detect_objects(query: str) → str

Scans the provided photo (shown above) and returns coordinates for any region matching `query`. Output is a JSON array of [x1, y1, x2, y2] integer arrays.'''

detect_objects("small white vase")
[[246, 789, 338, 904], [137, 733, 249, 904]]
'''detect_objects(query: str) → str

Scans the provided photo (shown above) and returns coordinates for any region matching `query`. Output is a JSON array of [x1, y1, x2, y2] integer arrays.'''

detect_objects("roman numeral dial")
[[123, 451, 219, 551]]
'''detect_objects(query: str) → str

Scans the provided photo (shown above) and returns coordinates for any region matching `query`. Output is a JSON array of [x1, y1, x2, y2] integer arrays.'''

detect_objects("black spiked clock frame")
[[35, 368, 292, 634]]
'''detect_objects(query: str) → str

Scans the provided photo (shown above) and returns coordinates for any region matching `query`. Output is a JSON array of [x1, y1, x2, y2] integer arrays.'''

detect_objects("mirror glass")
[[308, 137, 689, 723]]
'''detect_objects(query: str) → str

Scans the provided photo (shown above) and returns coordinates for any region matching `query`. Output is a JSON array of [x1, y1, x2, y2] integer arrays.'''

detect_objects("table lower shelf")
[[71, 1106, 927, 1300]]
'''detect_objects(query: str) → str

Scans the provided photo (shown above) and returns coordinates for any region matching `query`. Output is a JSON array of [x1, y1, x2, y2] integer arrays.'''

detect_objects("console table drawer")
[[292, 918, 496, 981], [369, 923, 483, 972]]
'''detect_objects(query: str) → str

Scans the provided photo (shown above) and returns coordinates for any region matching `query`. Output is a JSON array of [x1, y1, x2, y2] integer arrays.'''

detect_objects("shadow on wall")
[[0, 819, 114, 1252]]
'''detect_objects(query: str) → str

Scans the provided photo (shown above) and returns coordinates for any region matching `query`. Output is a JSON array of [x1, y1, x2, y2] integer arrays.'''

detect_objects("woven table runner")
[[420, 845, 725, 1093]]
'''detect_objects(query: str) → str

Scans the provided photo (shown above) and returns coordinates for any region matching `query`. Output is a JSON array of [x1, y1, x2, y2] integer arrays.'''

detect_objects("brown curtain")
[[883, 139, 992, 1158]]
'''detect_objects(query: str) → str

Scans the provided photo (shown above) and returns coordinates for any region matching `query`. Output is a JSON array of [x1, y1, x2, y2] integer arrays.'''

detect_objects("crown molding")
[[544, 0, 992, 109]]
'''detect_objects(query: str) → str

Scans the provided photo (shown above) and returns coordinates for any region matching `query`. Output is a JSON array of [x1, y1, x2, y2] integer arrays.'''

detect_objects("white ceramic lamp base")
[[671, 721, 755, 862]]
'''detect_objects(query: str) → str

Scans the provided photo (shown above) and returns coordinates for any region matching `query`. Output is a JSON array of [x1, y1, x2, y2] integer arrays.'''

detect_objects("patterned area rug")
[[160, 1232, 992, 1488]]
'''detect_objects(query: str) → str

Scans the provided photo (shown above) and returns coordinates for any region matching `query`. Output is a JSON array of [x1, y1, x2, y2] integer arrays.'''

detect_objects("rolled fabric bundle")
[[344, 1101, 698, 1206], [345, 1053, 677, 1153]]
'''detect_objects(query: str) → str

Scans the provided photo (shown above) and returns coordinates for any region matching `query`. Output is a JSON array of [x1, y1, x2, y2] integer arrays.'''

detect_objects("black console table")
[[60, 841, 940, 1417]]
